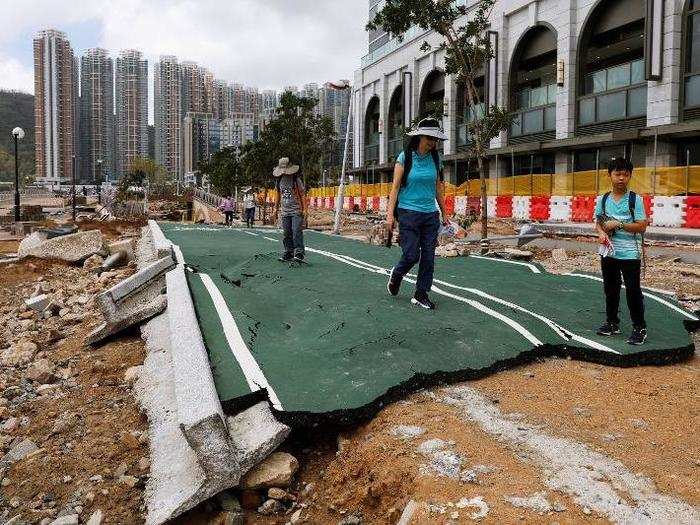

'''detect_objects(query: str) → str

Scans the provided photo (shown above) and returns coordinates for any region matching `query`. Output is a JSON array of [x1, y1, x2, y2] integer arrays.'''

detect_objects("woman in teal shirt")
[[386, 118, 449, 309]]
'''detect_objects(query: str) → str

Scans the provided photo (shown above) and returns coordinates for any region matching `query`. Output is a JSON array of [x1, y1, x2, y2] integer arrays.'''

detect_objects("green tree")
[[368, 0, 512, 243], [201, 146, 242, 197], [262, 91, 336, 186], [130, 157, 168, 188]]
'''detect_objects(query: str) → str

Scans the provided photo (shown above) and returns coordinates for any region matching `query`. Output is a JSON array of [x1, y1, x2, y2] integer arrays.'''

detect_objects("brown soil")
[[0, 240, 19, 254], [76, 219, 147, 240], [0, 260, 149, 524]]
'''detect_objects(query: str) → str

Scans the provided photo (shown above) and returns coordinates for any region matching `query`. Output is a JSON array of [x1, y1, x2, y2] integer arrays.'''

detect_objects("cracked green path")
[[159, 223, 696, 419]]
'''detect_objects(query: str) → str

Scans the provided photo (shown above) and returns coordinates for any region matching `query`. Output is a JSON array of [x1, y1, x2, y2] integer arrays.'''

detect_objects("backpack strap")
[[400, 148, 413, 188], [601, 191, 610, 214], [628, 191, 637, 222], [430, 149, 443, 182]]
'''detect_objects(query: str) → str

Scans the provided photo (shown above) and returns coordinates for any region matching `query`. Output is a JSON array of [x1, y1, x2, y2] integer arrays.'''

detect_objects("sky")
[[0, 0, 369, 121]]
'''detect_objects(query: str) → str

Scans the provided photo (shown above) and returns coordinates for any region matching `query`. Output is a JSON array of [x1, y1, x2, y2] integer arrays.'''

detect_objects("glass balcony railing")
[[511, 105, 556, 137], [578, 59, 647, 125], [388, 137, 403, 161], [364, 144, 380, 165], [685, 74, 700, 108], [361, 25, 430, 68], [456, 102, 485, 147], [578, 85, 647, 126]]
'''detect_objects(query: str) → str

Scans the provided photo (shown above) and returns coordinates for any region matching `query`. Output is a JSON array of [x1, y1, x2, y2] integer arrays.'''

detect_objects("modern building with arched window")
[[350, 0, 700, 194]]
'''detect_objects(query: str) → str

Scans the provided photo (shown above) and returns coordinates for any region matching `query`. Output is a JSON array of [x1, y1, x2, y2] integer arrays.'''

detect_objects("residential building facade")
[[33, 29, 78, 185], [115, 49, 148, 179], [352, 0, 700, 190], [183, 112, 220, 176], [154, 55, 183, 181], [80, 48, 115, 184]]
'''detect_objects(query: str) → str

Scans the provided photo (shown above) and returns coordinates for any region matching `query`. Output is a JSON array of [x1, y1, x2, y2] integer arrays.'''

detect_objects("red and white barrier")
[[651, 196, 685, 228]]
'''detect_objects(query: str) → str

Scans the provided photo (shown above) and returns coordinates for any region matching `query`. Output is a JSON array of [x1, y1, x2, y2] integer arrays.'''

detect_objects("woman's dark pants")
[[394, 208, 440, 293]]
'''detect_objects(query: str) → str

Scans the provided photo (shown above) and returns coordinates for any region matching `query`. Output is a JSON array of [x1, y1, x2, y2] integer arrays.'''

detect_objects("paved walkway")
[[159, 223, 697, 423]]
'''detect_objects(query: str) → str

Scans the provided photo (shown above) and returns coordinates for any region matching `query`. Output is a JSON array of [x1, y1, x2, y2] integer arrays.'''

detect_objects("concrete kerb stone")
[[149, 220, 175, 260], [108, 255, 175, 303], [86, 254, 174, 345], [165, 267, 239, 476]]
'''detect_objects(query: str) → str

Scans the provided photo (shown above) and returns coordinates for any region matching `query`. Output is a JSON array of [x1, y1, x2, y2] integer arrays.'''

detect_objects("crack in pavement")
[[440, 385, 700, 525]]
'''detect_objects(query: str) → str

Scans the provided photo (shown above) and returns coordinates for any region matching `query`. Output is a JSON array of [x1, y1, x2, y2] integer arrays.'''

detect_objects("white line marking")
[[306, 247, 542, 347], [565, 273, 698, 321], [326, 252, 617, 354], [199, 273, 284, 410], [469, 254, 542, 273], [242, 231, 259, 237], [263, 236, 278, 242]]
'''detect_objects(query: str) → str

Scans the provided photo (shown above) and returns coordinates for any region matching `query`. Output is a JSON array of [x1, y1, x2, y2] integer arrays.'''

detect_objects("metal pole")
[[71, 155, 76, 222], [333, 86, 353, 234], [595, 149, 600, 194], [686, 148, 691, 196], [496, 153, 499, 197], [652, 129, 658, 196], [13, 135, 20, 222], [530, 153, 534, 196]]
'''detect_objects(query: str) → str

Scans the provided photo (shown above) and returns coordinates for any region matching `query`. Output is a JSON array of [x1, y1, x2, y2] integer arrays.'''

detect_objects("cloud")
[[0, 54, 34, 93], [1, 0, 368, 92]]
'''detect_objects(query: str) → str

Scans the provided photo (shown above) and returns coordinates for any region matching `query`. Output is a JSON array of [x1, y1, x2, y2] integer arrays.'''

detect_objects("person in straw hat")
[[386, 117, 449, 310], [272, 157, 307, 262]]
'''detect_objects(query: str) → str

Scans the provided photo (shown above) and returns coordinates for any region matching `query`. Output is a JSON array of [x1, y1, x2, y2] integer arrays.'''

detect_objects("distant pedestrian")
[[219, 195, 235, 226], [386, 118, 449, 310], [272, 157, 306, 262], [243, 188, 256, 228], [595, 157, 648, 345]]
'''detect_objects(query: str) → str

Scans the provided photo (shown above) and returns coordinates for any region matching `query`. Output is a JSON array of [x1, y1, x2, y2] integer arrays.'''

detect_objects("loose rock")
[[240, 452, 299, 489]]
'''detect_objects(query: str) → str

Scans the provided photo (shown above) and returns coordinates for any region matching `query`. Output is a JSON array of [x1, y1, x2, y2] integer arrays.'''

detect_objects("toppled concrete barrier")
[[18, 229, 107, 263], [148, 220, 174, 259], [87, 254, 175, 345], [166, 266, 239, 476], [137, 313, 290, 525]]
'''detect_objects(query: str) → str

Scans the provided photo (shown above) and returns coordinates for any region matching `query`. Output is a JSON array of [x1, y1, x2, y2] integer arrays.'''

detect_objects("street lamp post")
[[11, 127, 25, 222], [96, 159, 103, 205], [71, 154, 76, 222], [327, 80, 352, 235]]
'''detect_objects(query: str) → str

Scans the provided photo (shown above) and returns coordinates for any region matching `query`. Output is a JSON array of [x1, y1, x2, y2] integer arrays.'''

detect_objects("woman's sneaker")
[[596, 321, 621, 336], [627, 327, 648, 345], [411, 291, 435, 310], [386, 267, 402, 296]]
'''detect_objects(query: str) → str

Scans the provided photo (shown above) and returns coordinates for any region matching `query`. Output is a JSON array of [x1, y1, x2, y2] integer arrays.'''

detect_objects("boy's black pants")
[[601, 256, 646, 329]]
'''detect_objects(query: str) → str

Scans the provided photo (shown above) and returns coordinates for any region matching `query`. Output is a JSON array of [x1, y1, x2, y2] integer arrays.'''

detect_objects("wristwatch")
[[617, 222, 625, 232]]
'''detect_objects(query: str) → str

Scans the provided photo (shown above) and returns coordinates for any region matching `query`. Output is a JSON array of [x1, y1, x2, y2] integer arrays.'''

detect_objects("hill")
[[0, 90, 35, 183]]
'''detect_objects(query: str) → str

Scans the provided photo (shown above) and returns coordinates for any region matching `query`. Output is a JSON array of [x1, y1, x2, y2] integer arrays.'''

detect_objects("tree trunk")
[[477, 154, 488, 247], [262, 187, 269, 224]]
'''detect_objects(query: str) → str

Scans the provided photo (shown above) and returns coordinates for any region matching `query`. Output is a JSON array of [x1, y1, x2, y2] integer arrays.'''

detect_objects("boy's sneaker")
[[411, 291, 435, 310], [596, 321, 621, 336], [278, 254, 293, 262], [293, 253, 305, 262], [627, 327, 648, 345], [386, 267, 402, 296]]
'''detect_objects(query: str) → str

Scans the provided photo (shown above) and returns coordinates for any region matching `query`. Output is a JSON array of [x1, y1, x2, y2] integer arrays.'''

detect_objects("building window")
[[387, 87, 403, 161], [578, 0, 646, 128], [509, 26, 557, 139], [685, 0, 700, 109], [456, 78, 485, 148], [364, 97, 380, 165]]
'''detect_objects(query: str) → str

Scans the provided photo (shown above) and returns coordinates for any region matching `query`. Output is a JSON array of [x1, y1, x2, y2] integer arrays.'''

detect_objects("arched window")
[[455, 76, 485, 149], [684, 0, 700, 118], [509, 25, 557, 142], [364, 96, 380, 166], [387, 87, 403, 161], [418, 70, 445, 120], [577, 0, 647, 133]]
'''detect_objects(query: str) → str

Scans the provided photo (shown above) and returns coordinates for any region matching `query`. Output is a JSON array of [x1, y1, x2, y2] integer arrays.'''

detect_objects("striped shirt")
[[595, 192, 646, 260]]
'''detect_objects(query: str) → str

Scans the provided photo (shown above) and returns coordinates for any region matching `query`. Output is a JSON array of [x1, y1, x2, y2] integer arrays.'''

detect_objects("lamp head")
[[11, 127, 25, 140]]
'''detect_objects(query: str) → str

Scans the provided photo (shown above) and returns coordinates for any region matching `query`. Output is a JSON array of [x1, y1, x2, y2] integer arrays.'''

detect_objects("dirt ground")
[[2, 206, 698, 524], [0, 225, 149, 524]]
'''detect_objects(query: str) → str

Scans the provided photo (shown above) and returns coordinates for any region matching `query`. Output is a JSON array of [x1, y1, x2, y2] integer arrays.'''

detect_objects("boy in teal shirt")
[[594, 157, 648, 345]]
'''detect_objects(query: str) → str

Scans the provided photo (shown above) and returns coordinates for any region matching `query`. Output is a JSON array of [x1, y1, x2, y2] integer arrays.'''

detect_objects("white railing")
[[194, 188, 225, 209]]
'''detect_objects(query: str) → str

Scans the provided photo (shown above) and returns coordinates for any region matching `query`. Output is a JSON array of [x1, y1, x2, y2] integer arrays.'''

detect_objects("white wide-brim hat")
[[406, 117, 448, 141], [273, 157, 300, 177]]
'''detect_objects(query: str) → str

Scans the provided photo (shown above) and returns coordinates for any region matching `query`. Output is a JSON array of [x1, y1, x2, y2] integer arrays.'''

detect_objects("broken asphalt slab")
[[156, 222, 697, 426]]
